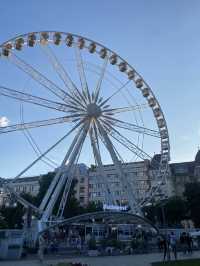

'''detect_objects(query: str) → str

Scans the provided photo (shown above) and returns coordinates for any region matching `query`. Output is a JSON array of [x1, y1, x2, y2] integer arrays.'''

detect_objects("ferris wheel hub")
[[86, 103, 102, 118]]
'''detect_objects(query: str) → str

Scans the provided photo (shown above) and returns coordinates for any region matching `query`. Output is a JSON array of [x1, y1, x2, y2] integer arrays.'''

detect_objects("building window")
[[80, 187, 85, 193], [80, 177, 85, 183], [80, 197, 85, 202]]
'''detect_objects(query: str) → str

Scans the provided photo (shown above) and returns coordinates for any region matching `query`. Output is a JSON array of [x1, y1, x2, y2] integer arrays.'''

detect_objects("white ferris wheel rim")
[[0, 31, 170, 218]]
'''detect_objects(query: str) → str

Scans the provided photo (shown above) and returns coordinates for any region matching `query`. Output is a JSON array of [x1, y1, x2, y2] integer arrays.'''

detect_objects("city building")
[[88, 160, 151, 205], [10, 176, 40, 197], [168, 150, 200, 197], [0, 176, 40, 206], [0, 164, 89, 207], [71, 164, 89, 207], [1, 151, 200, 208], [55, 163, 89, 207]]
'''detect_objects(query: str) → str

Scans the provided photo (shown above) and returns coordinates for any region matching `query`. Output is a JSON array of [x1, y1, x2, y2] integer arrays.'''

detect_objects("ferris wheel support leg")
[[97, 122, 141, 215], [89, 127, 115, 206], [39, 122, 83, 212], [41, 122, 89, 222], [56, 172, 74, 218]]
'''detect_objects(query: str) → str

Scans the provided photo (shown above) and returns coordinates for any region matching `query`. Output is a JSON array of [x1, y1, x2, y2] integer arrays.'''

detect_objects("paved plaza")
[[0, 252, 200, 266]]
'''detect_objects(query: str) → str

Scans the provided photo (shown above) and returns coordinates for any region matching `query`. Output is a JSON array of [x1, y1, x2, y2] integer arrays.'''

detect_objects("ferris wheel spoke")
[[41, 45, 78, 94], [0, 115, 77, 134], [102, 115, 160, 138], [7, 52, 70, 102], [39, 45, 87, 109], [93, 56, 109, 103], [74, 45, 91, 103], [103, 104, 148, 114], [66, 95, 87, 111], [97, 120, 140, 214], [0, 86, 70, 112], [14, 119, 84, 180], [102, 120, 152, 161], [99, 80, 131, 107]]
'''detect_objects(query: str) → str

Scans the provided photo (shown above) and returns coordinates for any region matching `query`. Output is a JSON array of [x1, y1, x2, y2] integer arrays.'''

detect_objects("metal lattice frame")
[[0, 31, 170, 228]]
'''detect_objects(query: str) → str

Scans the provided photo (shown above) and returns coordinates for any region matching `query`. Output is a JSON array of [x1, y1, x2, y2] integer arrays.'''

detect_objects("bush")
[[88, 238, 97, 250], [131, 239, 138, 249], [108, 239, 122, 249], [100, 238, 123, 249]]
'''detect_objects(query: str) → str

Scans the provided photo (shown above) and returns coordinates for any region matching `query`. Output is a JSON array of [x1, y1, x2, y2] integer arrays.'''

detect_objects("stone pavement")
[[0, 251, 200, 266]]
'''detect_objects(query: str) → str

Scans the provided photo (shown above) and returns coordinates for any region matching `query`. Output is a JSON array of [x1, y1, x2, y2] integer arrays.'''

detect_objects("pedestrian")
[[169, 232, 177, 260], [161, 235, 170, 261], [186, 233, 193, 254], [180, 232, 187, 255], [157, 236, 162, 252]]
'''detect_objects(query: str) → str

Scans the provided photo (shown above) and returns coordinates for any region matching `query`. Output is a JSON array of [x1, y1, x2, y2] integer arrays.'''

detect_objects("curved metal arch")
[[40, 211, 159, 234]]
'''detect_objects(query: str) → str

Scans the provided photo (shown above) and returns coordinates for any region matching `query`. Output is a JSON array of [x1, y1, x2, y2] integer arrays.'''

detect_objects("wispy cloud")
[[0, 116, 9, 127]]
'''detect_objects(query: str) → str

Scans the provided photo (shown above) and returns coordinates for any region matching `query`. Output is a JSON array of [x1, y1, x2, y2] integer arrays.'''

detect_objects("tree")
[[36, 172, 55, 206], [0, 204, 24, 229], [142, 204, 157, 224], [184, 182, 200, 227], [0, 172, 104, 229], [61, 178, 84, 218], [86, 201, 103, 213], [142, 197, 187, 226], [0, 213, 7, 229], [163, 197, 187, 226]]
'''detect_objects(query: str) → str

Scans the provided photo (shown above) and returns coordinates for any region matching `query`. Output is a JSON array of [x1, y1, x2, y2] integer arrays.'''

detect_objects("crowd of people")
[[157, 231, 194, 261]]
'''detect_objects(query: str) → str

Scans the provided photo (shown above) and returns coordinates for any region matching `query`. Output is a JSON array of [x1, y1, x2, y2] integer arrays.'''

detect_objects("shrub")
[[88, 238, 97, 250]]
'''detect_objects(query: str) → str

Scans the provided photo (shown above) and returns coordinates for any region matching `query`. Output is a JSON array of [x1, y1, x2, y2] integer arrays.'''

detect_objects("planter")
[[7, 245, 22, 260]]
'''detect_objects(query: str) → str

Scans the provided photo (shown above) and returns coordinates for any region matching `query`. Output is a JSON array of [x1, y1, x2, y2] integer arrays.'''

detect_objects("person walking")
[[186, 233, 193, 255], [169, 232, 177, 260], [180, 232, 187, 255], [161, 235, 170, 261]]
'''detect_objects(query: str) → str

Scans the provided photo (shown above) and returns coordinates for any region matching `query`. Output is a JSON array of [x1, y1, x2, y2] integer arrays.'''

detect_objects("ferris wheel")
[[0, 31, 170, 226]]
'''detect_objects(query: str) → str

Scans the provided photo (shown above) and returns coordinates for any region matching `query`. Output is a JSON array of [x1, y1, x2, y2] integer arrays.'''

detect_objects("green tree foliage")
[[0, 204, 24, 229], [0, 191, 39, 229], [36, 172, 55, 206], [0, 173, 104, 229], [142, 197, 187, 226], [62, 179, 85, 218], [88, 237, 97, 250], [0, 213, 7, 229], [163, 197, 187, 226], [184, 182, 200, 227], [86, 201, 103, 213]]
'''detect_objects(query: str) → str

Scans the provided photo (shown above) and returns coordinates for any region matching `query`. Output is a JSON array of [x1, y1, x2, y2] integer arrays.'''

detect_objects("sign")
[[103, 204, 128, 211]]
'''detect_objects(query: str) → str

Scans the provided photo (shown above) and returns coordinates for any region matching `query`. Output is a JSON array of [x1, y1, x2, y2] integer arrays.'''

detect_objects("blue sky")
[[0, 0, 200, 177]]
